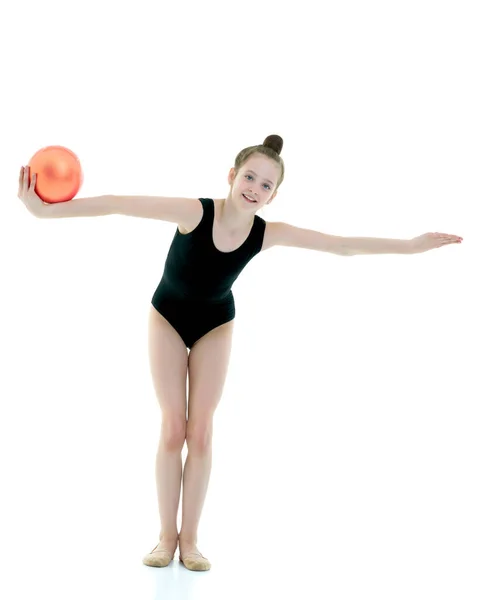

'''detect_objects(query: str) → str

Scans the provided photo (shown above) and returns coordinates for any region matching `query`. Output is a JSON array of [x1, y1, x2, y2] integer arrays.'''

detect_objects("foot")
[[142, 536, 178, 568], [178, 536, 211, 571]]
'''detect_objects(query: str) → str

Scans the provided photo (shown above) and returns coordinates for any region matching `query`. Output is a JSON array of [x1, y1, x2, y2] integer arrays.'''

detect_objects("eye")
[[245, 174, 271, 190]]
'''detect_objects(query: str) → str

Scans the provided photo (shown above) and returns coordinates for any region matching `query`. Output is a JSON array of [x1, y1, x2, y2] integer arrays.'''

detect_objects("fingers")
[[19, 166, 28, 198], [445, 235, 462, 242], [18, 166, 24, 196], [434, 232, 462, 242], [18, 165, 36, 197]]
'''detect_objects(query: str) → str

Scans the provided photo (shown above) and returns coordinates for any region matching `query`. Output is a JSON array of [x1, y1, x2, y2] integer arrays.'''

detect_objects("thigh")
[[148, 305, 188, 426], [187, 318, 235, 423]]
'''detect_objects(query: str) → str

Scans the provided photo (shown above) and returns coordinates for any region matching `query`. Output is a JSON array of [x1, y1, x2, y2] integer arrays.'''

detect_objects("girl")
[[18, 135, 462, 571]]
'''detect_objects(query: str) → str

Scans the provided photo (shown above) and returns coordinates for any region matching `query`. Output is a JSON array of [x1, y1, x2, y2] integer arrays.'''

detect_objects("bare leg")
[[177, 319, 234, 571], [156, 425, 185, 543], [179, 432, 213, 544], [145, 306, 188, 565], [178, 425, 213, 571], [142, 426, 185, 567]]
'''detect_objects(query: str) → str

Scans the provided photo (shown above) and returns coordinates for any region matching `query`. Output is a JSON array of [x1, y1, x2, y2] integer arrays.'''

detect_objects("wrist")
[[406, 239, 418, 254], [35, 202, 50, 218]]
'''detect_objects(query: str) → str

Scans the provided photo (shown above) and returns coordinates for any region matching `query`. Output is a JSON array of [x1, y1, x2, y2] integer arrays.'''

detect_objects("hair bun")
[[262, 134, 283, 155]]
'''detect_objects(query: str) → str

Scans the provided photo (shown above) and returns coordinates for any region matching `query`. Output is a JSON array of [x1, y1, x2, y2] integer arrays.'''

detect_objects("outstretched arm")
[[343, 232, 463, 255], [271, 222, 463, 256]]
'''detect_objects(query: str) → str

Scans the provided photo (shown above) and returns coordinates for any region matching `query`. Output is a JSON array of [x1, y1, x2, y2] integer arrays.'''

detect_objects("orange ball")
[[28, 145, 83, 203]]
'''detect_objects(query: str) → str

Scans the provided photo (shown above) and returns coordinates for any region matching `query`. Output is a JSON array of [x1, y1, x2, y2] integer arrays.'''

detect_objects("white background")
[[1, 0, 477, 598]]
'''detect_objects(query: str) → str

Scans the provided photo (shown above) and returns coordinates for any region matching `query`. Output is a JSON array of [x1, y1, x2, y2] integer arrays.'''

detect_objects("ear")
[[227, 167, 236, 186]]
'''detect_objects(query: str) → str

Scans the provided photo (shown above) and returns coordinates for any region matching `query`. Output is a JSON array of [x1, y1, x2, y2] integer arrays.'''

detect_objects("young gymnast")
[[18, 135, 462, 571]]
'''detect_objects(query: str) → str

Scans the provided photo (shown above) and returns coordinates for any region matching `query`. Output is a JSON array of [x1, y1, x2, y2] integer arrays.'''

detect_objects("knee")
[[186, 420, 213, 454], [161, 417, 187, 451]]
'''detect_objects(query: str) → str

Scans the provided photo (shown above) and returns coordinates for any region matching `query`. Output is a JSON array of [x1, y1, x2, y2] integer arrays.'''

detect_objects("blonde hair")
[[233, 134, 285, 191]]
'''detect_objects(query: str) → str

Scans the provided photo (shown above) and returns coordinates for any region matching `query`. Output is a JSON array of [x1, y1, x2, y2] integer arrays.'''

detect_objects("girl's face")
[[229, 155, 280, 209]]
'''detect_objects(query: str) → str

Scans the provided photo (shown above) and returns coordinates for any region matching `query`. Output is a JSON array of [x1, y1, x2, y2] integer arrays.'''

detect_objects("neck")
[[218, 196, 255, 232]]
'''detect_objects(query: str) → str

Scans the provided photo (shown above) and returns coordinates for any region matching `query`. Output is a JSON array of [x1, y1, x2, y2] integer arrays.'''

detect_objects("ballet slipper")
[[179, 550, 211, 571], [142, 542, 176, 567]]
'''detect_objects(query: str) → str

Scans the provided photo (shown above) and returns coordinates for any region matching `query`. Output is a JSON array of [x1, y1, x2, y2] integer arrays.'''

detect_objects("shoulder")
[[177, 198, 205, 234], [260, 220, 282, 252]]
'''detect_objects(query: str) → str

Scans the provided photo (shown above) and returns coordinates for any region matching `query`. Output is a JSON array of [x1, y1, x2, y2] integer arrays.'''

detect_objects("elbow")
[[337, 239, 352, 256]]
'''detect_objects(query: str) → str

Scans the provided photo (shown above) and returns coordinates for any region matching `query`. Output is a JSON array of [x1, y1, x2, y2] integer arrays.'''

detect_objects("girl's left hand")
[[410, 232, 463, 253]]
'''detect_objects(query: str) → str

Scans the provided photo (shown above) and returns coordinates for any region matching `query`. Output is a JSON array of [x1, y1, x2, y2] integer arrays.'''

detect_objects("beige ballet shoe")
[[142, 542, 176, 568], [179, 550, 211, 571]]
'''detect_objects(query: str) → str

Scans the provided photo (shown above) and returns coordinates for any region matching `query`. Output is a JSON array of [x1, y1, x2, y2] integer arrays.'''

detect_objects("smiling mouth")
[[242, 194, 257, 203]]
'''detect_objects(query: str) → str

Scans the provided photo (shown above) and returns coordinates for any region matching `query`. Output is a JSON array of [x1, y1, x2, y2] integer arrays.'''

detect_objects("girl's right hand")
[[18, 165, 46, 217]]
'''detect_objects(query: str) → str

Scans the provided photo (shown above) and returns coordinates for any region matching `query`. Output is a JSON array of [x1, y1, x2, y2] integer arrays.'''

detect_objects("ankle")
[[179, 533, 197, 544], [159, 532, 179, 541]]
